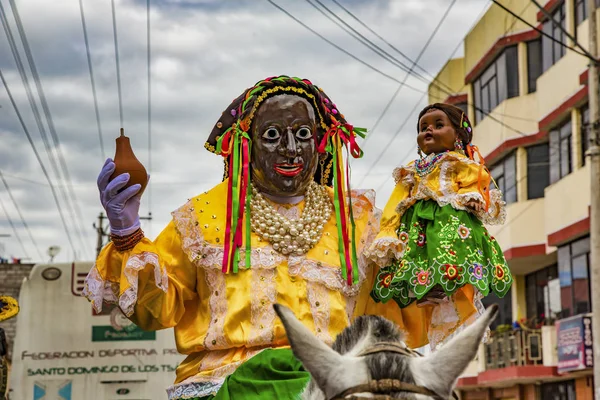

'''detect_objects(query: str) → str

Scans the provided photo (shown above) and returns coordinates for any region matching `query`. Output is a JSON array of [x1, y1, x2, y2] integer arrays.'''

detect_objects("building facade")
[[428, 0, 596, 398]]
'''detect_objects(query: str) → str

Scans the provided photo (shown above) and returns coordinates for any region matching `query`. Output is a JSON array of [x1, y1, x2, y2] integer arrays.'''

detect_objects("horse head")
[[274, 303, 498, 399]]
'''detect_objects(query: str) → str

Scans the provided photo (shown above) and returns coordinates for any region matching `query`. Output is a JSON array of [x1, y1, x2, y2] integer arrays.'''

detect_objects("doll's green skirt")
[[371, 200, 512, 308]]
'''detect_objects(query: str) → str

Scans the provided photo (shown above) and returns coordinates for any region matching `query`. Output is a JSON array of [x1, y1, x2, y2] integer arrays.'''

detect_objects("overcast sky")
[[0, 0, 489, 263]]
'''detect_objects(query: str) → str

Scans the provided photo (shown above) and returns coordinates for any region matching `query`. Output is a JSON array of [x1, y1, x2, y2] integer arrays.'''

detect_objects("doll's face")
[[250, 95, 319, 197], [417, 109, 458, 155]]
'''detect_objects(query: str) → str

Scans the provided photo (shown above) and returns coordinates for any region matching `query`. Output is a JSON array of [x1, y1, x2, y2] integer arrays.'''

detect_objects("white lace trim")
[[83, 266, 119, 313], [287, 257, 364, 297], [167, 380, 223, 399], [199, 348, 265, 376], [172, 190, 379, 296], [168, 349, 267, 398], [248, 268, 277, 347], [363, 237, 405, 268], [428, 289, 487, 351], [392, 155, 506, 226], [307, 281, 333, 345], [82, 252, 168, 317], [204, 269, 228, 350], [477, 189, 506, 226], [344, 294, 358, 324]]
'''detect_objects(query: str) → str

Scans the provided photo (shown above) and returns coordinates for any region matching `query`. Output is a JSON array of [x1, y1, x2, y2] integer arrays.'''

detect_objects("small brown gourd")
[[110, 128, 148, 195]]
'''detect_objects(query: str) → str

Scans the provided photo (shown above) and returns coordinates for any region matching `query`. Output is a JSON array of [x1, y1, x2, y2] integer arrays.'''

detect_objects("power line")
[[323, 0, 522, 147], [111, 0, 124, 128], [354, 0, 485, 186], [363, 0, 457, 145], [0, 172, 47, 187], [0, 169, 43, 260], [0, 69, 77, 254], [303, 0, 432, 84], [270, 0, 533, 145], [355, 1, 554, 185], [356, 91, 428, 188], [7, 0, 93, 259], [491, 0, 593, 61], [271, 0, 537, 130], [265, 0, 424, 92], [0, 190, 28, 258], [147, 0, 153, 235], [349, 0, 538, 137], [78, 0, 105, 160], [373, 129, 566, 205], [530, 0, 596, 62], [330, 0, 457, 94], [0, 1, 87, 258]]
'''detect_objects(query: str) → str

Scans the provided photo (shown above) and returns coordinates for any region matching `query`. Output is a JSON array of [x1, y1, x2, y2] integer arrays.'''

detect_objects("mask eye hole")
[[296, 127, 312, 140], [262, 127, 280, 141]]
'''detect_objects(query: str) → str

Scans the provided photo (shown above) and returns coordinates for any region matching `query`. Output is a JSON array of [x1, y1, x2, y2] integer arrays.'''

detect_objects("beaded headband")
[[204, 75, 366, 285]]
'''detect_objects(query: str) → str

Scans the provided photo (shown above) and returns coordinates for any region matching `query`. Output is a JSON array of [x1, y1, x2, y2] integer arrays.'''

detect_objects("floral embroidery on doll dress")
[[371, 154, 512, 309]]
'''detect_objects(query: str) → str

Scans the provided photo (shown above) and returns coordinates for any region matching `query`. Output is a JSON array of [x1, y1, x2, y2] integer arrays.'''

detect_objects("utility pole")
[[93, 212, 152, 258], [93, 212, 109, 258], [587, 0, 600, 398]]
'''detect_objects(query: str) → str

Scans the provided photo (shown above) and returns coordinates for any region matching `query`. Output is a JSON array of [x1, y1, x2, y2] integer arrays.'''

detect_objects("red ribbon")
[[317, 122, 361, 158], [222, 152, 235, 273], [233, 139, 250, 249]]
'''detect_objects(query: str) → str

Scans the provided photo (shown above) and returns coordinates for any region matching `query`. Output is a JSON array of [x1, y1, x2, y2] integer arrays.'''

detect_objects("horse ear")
[[410, 304, 499, 398], [274, 304, 369, 399]]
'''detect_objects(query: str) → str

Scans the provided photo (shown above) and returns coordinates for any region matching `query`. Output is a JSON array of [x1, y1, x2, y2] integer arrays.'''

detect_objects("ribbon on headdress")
[[318, 117, 366, 285], [216, 120, 252, 274], [466, 143, 491, 211], [460, 112, 491, 212]]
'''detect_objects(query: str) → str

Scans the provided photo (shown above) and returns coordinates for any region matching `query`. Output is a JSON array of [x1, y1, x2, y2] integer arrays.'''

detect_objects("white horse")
[[274, 303, 498, 400]]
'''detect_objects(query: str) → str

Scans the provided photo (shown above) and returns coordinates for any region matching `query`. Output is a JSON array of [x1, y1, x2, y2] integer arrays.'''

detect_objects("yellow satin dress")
[[84, 180, 477, 398]]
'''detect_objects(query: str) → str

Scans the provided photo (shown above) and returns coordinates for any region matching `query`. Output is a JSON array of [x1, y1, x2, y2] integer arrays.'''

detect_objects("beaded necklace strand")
[[414, 150, 449, 176]]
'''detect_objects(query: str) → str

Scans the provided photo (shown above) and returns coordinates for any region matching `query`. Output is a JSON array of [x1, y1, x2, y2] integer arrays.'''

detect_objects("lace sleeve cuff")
[[363, 236, 405, 267], [452, 189, 506, 226], [83, 243, 168, 317]]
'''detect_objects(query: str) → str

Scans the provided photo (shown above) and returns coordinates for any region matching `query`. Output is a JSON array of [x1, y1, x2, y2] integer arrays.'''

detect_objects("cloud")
[[0, 0, 488, 262]]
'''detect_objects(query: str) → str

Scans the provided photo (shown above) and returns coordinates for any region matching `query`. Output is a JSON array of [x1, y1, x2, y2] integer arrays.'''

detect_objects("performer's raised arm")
[[84, 158, 197, 331]]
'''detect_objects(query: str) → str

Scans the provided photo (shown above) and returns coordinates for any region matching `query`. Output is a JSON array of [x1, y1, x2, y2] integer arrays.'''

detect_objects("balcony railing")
[[484, 329, 544, 369]]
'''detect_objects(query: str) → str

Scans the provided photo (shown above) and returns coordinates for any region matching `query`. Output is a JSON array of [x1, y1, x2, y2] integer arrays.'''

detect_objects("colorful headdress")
[[205, 75, 366, 285]]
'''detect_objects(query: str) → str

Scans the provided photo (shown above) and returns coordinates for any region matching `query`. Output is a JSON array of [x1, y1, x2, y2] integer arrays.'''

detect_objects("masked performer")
[[84, 76, 479, 400]]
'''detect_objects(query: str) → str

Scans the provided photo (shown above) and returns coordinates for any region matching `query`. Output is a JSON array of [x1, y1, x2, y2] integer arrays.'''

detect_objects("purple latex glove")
[[97, 158, 145, 236]]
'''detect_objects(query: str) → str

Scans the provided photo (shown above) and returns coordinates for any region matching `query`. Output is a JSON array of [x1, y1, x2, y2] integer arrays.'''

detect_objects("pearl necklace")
[[250, 181, 332, 256]]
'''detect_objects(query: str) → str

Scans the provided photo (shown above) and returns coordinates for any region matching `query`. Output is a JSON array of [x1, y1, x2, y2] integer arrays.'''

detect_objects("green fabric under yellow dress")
[[180, 349, 309, 400], [366, 151, 513, 309]]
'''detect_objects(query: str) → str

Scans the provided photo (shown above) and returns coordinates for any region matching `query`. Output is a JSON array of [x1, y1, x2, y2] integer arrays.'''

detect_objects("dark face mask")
[[250, 95, 320, 197]]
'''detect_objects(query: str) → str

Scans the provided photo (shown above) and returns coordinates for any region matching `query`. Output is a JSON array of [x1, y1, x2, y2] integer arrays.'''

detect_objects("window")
[[549, 119, 572, 183], [576, 0, 588, 25], [473, 46, 519, 123], [455, 101, 468, 117], [576, 0, 600, 25], [527, 39, 543, 93], [526, 264, 558, 320], [481, 289, 513, 330], [541, 380, 576, 400], [490, 152, 517, 204], [558, 236, 591, 317], [527, 143, 550, 199], [581, 104, 590, 165], [542, 3, 566, 71]]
